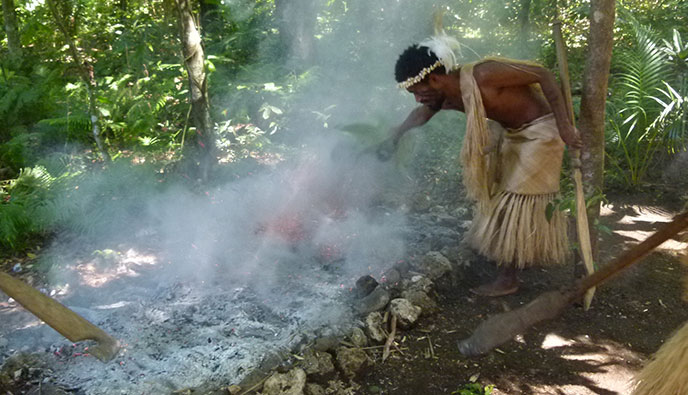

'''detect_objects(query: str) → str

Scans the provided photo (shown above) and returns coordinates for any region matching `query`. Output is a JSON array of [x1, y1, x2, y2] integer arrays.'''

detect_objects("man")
[[379, 35, 581, 296]]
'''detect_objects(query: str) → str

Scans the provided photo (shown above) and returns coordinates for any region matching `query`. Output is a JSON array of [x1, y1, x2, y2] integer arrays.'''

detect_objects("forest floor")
[[354, 191, 688, 395]]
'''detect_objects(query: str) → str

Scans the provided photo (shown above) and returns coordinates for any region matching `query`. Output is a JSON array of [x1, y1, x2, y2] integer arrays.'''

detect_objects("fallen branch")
[[458, 211, 688, 356], [382, 314, 397, 362]]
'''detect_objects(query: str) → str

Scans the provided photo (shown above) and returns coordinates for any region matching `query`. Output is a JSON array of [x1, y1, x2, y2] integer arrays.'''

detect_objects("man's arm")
[[473, 60, 582, 148], [377, 105, 438, 160], [391, 105, 438, 143]]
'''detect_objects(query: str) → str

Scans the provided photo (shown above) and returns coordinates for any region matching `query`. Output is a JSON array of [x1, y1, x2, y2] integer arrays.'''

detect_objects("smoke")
[[144, 134, 407, 289], [30, 0, 536, 329]]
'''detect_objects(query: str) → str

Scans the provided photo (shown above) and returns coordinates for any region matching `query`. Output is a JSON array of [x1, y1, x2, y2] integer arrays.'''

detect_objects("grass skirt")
[[632, 321, 688, 395], [467, 191, 568, 268], [465, 114, 568, 268]]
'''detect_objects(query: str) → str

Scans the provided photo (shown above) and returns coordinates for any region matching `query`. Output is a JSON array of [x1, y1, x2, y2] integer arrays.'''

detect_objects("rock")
[[226, 385, 242, 394], [393, 260, 411, 276], [301, 349, 334, 377], [335, 347, 370, 378], [354, 287, 390, 314], [389, 298, 421, 328], [364, 312, 386, 343], [349, 327, 368, 348], [305, 383, 325, 395], [452, 206, 471, 219], [262, 368, 306, 395], [354, 275, 378, 299], [406, 275, 434, 294], [401, 289, 439, 314], [313, 336, 339, 352], [380, 269, 401, 287], [420, 252, 453, 280]]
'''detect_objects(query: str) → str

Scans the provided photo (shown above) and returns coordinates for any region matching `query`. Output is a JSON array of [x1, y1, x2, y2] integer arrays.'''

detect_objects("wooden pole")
[[552, 17, 596, 310]]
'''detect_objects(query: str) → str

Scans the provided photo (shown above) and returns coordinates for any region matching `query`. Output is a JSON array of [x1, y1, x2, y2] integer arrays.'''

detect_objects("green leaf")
[[545, 202, 555, 222]]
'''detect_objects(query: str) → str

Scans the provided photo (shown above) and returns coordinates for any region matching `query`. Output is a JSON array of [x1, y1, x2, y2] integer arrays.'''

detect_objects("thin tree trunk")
[[2, 0, 22, 61], [518, 0, 531, 43], [175, 0, 215, 181], [578, 0, 615, 259], [46, 0, 111, 162], [274, 0, 317, 70]]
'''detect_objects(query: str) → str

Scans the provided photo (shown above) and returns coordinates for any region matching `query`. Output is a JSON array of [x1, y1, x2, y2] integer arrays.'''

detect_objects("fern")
[[607, 12, 674, 187]]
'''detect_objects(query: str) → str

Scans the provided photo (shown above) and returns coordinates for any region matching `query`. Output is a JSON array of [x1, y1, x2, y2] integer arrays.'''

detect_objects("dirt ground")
[[355, 193, 688, 395]]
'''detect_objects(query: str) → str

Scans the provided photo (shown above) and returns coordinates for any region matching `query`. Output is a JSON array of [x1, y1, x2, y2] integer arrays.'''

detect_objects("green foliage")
[[0, 166, 58, 249], [606, 14, 687, 188], [0, 160, 165, 253], [451, 383, 494, 395]]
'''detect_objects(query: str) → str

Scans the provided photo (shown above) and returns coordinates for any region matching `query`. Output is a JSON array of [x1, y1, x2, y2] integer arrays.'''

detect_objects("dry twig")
[[382, 314, 397, 362]]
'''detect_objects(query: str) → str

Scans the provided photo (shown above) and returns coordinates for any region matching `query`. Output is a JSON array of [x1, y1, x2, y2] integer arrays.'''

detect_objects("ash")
[[0, 137, 428, 393], [1, 244, 375, 393], [0, 202, 471, 394]]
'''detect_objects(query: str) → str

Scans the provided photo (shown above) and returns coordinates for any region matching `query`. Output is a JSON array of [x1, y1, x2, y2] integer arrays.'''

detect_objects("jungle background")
[[1, 0, 687, 256], [1, 0, 688, 393]]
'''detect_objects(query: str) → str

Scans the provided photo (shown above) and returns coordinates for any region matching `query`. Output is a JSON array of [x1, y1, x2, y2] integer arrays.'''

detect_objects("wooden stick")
[[382, 314, 397, 362], [458, 211, 688, 356], [0, 272, 119, 362], [553, 17, 597, 310]]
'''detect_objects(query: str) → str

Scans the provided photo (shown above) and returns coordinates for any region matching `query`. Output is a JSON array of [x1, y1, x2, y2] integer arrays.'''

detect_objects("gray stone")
[[313, 335, 339, 352], [452, 206, 471, 219], [389, 298, 421, 328], [354, 287, 390, 314], [262, 368, 307, 395], [401, 289, 439, 314], [305, 383, 325, 395], [420, 251, 453, 280], [380, 269, 401, 287], [393, 260, 411, 276], [406, 275, 434, 294], [349, 327, 368, 348], [335, 347, 370, 378], [301, 349, 335, 377], [364, 312, 386, 343], [354, 275, 378, 299]]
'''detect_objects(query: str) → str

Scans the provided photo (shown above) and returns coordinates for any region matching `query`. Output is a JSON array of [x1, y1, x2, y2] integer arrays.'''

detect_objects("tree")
[[1, 0, 22, 62], [175, 0, 216, 181], [45, 0, 111, 162], [274, 0, 317, 70], [578, 0, 616, 257]]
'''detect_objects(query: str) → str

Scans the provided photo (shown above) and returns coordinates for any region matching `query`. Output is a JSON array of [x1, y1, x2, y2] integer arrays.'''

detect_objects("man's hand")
[[376, 137, 397, 161], [561, 125, 582, 149]]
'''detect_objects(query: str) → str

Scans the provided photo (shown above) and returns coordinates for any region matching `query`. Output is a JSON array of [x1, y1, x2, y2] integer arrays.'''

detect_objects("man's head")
[[394, 34, 462, 110], [395, 45, 446, 87], [395, 44, 448, 110]]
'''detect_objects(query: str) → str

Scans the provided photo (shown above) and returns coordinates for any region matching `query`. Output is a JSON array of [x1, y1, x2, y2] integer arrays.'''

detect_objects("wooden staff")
[[0, 272, 120, 362], [553, 17, 596, 310]]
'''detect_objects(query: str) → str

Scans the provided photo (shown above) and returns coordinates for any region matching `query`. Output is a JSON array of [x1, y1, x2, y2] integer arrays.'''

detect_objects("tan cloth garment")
[[460, 60, 568, 268]]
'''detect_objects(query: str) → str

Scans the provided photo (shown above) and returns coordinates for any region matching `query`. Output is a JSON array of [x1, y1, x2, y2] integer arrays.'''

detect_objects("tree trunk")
[[46, 0, 111, 162], [578, 0, 615, 259], [2, 0, 22, 62], [274, 0, 317, 70], [518, 0, 531, 42], [175, 0, 216, 181]]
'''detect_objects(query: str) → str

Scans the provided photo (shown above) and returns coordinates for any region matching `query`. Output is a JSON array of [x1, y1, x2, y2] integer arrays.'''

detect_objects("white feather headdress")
[[397, 33, 464, 89], [419, 33, 463, 73]]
